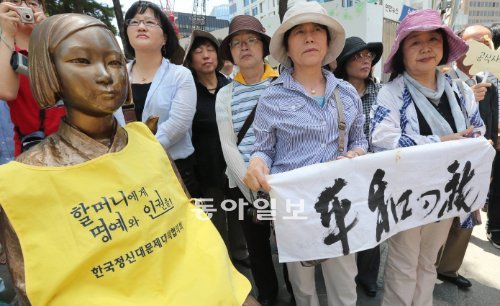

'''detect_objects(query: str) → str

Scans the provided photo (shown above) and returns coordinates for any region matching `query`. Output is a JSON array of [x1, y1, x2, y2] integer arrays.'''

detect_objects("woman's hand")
[[0, 2, 21, 40], [471, 82, 491, 102], [244, 157, 270, 192], [336, 149, 364, 160], [33, 9, 46, 25], [440, 126, 475, 142]]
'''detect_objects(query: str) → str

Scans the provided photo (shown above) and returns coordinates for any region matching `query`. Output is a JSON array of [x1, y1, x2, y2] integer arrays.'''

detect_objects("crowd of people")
[[0, 0, 498, 305]]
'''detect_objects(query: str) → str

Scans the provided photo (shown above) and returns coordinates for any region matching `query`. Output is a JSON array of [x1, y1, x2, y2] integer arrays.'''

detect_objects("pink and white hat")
[[384, 9, 468, 73]]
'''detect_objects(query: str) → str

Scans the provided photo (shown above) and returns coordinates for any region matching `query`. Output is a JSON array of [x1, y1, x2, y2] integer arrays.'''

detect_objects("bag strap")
[[334, 88, 346, 154], [237, 105, 257, 146], [38, 108, 45, 132], [14, 108, 45, 139]]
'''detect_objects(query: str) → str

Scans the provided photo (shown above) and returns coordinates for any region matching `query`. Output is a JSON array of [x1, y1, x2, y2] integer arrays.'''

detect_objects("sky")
[[99, 0, 229, 15]]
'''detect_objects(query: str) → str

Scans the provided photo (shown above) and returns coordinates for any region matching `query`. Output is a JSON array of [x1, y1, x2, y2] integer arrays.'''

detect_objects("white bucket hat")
[[270, 1, 346, 68]]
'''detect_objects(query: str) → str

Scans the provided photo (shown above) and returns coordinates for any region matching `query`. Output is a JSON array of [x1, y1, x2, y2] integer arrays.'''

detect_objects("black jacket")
[[191, 71, 231, 188], [477, 75, 499, 147]]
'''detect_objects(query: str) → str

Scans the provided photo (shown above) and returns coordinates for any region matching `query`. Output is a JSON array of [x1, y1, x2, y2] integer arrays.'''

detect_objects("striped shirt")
[[215, 63, 279, 202], [231, 79, 272, 163], [252, 68, 368, 174]]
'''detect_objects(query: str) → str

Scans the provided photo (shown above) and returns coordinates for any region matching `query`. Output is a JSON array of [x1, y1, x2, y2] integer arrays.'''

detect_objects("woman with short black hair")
[[124, 0, 199, 197], [334, 36, 383, 298]]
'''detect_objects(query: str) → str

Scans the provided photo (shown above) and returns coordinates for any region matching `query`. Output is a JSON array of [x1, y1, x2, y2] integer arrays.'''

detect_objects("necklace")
[[132, 65, 150, 83], [291, 72, 321, 95]]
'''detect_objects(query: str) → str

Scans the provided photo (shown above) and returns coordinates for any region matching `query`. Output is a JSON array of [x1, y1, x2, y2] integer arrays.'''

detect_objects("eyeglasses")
[[229, 36, 261, 49], [7, 0, 40, 8], [352, 51, 376, 62], [125, 19, 161, 28]]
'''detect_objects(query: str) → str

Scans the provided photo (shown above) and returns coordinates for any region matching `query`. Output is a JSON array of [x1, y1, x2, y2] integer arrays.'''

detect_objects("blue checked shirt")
[[251, 68, 368, 174], [361, 80, 382, 148]]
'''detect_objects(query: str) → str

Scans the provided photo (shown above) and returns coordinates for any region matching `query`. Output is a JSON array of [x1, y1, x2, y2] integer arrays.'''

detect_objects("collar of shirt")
[[274, 67, 340, 100], [58, 120, 127, 157], [193, 71, 230, 95], [232, 63, 279, 84], [363, 79, 379, 97], [16, 119, 128, 166]]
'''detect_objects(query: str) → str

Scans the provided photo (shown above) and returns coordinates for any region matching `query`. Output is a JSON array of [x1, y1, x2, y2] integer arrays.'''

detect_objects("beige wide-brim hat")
[[270, 1, 346, 68]]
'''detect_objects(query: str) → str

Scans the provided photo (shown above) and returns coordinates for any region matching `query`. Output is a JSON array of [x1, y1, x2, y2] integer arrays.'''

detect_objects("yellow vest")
[[0, 123, 250, 305]]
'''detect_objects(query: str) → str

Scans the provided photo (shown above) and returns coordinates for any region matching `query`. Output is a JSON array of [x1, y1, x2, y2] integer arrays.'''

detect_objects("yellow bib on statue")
[[0, 123, 250, 305]]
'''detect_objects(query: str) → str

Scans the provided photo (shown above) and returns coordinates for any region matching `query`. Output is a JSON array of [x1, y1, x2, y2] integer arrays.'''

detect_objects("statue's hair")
[[29, 13, 131, 108]]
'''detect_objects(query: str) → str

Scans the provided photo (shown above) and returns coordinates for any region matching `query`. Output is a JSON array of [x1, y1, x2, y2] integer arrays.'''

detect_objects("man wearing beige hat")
[[245, 2, 368, 305], [215, 15, 280, 305]]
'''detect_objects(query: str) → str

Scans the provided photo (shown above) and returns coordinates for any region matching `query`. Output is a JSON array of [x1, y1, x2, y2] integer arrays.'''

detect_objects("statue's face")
[[53, 27, 128, 117]]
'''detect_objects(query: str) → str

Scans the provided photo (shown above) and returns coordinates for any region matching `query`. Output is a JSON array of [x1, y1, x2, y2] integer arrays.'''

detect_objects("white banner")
[[268, 138, 495, 263]]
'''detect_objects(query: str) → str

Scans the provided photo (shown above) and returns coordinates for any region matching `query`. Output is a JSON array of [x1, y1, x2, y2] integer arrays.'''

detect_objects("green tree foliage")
[[44, 0, 117, 35]]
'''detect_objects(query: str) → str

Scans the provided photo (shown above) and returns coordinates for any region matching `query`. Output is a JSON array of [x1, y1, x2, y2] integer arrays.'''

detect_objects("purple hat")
[[384, 9, 468, 74]]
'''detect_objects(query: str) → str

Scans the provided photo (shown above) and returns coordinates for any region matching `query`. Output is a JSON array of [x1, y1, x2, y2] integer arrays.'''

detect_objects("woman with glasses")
[[123, 1, 199, 197], [0, 0, 66, 156], [333, 36, 383, 298]]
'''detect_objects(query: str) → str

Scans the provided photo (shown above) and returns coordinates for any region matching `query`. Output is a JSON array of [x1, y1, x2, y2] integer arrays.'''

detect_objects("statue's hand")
[[145, 115, 159, 134]]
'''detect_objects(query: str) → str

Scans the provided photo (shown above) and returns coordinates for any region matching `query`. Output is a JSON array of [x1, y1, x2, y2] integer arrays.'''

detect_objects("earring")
[[161, 45, 166, 55]]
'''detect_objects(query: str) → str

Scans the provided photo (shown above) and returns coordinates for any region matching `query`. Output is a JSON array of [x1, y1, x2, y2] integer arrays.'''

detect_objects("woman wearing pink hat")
[[370, 9, 485, 306]]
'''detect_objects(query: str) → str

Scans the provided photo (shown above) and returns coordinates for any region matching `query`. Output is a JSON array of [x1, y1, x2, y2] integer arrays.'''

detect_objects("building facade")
[[174, 11, 230, 38], [464, 0, 500, 26], [210, 4, 231, 21], [231, 0, 298, 19]]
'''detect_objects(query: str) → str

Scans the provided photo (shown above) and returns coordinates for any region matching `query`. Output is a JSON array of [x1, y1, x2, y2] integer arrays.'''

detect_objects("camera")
[[246, 191, 272, 225], [16, 7, 34, 24], [10, 51, 29, 76]]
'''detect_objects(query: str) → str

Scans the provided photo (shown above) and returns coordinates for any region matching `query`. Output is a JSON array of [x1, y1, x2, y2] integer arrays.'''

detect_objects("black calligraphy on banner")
[[368, 169, 413, 242], [439, 160, 475, 216], [314, 178, 359, 255], [367, 160, 479, 242]]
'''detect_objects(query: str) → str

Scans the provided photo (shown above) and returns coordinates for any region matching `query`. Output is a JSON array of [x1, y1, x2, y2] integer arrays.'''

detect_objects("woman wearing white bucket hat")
[[244, 2, 367, 305]]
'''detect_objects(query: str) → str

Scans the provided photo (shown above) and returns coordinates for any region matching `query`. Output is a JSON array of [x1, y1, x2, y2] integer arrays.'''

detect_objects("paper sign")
[[463, 39, 500, 78]]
